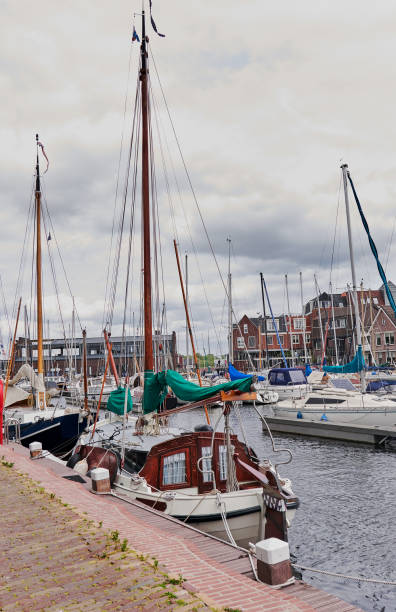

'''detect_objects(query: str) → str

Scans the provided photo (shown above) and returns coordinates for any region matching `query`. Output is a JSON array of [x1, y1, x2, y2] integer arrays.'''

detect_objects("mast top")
[[35, 133, 41, 193]]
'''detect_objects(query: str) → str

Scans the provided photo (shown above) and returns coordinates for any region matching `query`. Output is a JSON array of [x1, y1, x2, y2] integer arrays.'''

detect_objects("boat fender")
[[320, 413, 328, 421], [194, 424, 213, 432], [66, 452, 81, 469], [74, 458, 89, 475], [296, 411, 303, 419]]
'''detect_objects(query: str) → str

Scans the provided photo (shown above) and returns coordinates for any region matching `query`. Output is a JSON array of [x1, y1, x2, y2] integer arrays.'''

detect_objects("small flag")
[[37, 141, 49, 174], [149, 0, 165, 37], [47, 232, 52, 241], [132, 26, 140, 42]]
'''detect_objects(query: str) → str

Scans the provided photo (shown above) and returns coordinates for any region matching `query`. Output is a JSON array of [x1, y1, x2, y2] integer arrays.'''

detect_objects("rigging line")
[[329, 174, 342, 285], [0, 274, 12, 344], [29, 201, 37, 349], [42, 207, 68, 346], [149, 49, 229, 348], [103, 39, 136, 329], [149, 81, 180, 251], [41, 192, 83, 332], [148, 98, 161, 338], [121, 101, 140, 367], [148, 85, 167, 339], [106, 73, 141, 329], [384, 214, 396, 275], [149, 79, 223, 352], [11, 179, 35, 324]]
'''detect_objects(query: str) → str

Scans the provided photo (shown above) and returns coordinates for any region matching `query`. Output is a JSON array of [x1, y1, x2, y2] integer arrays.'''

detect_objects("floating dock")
[[262, 415, 396, 446], [0, 443, 364, 611]]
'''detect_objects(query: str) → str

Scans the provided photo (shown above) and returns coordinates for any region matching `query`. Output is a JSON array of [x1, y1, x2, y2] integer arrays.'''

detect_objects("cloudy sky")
[[1, 0, 396, 355]]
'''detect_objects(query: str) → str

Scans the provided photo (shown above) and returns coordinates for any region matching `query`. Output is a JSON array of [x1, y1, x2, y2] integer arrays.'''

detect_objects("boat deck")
[[0, 443, 363, 611]]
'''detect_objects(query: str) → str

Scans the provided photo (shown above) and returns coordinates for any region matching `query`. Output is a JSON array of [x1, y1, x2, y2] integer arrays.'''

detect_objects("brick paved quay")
[[0, 444, 363, 611]]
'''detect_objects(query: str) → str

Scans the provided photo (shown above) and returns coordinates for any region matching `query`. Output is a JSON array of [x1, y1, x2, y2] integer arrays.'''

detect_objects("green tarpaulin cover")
[[143, 369, 253, 414], [107, 386, 133, 415], [323, 345, 365, 374]]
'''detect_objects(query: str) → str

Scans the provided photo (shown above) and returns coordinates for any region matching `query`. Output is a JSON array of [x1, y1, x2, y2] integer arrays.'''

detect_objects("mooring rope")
[[293, 563, 396, 585]]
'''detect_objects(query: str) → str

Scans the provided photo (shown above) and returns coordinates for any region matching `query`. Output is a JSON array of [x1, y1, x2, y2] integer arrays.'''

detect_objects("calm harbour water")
[[171, 405, 396, 612]]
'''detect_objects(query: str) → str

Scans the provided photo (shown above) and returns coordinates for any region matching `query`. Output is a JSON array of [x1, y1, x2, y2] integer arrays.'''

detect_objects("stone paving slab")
[[0, 444, 364, 611]]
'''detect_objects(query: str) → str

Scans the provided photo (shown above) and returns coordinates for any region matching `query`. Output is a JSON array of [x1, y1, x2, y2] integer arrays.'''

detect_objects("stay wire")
[[106, 71, 141, 330], [103, 39, 136, 330], [41, 189, 83, 332], [150, 49, 226, 357]]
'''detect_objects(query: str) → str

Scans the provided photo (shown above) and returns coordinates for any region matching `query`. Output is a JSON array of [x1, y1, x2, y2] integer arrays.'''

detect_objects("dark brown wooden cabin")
[[139, 431, 278, 494]]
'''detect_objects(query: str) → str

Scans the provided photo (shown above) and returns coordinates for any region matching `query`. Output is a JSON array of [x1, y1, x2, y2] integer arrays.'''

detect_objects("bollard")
[[29, 441, 42, 459], [91, 467, 111, 494], [255, 538, 294, 587]]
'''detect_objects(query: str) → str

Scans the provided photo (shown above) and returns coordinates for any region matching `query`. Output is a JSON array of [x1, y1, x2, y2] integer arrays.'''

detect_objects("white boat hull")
[[114, 477, 295, 546]]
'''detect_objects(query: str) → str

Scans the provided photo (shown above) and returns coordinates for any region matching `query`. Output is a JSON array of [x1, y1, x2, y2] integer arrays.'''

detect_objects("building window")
[[237, 337, 244, 349], [267, 319, 277, 331], [243, 324, 248, 334], [248, 336, 255, 348], [294, 318, 305, 330], [373, 297, 379, 304], [162, 452, 187, 485], [382, 319, 386, 326], [267, 335, 274, 345], [305, 334, 310, 343], [292, 334, 299, 344], [385, 333, 394, 345], [376, 335, 382, 346], [201, 447, 213, 483]]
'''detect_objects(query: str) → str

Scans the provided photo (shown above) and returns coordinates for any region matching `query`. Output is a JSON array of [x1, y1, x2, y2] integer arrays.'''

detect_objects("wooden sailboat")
[[2, 136, 90, 452], [71, 9, 298, 546]]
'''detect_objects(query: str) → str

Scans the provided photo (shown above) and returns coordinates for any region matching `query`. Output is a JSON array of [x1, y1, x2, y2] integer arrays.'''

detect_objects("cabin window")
[[289, 370, 306, 384], [248, 336, 255, 348], [162, 452, 187, 485], [219, 445, 228, 480], [385, 333, 394, 345], [201, 447, 213, 483], [243, 324, 248, 334], [237, 337, 244, 349]]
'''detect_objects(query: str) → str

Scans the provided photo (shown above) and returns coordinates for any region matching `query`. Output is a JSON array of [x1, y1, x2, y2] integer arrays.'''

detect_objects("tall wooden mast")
[[35, 134, 46, 410], [141, 11, 153, 374]]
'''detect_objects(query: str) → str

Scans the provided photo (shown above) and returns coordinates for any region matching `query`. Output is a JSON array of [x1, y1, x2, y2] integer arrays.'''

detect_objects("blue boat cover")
[[268, 368, 307, 385], [228, 364, 265, 381], [323, 345, 365, 373], [305, 364, 312, 377], [366, 379, 393, 392]]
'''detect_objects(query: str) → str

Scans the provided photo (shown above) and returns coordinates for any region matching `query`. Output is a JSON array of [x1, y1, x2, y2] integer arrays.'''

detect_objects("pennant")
[[132, 26, 140, 42], [38, 141, 49, 174], [47, 232, 52, 241], [149, 0, 165, 37]]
